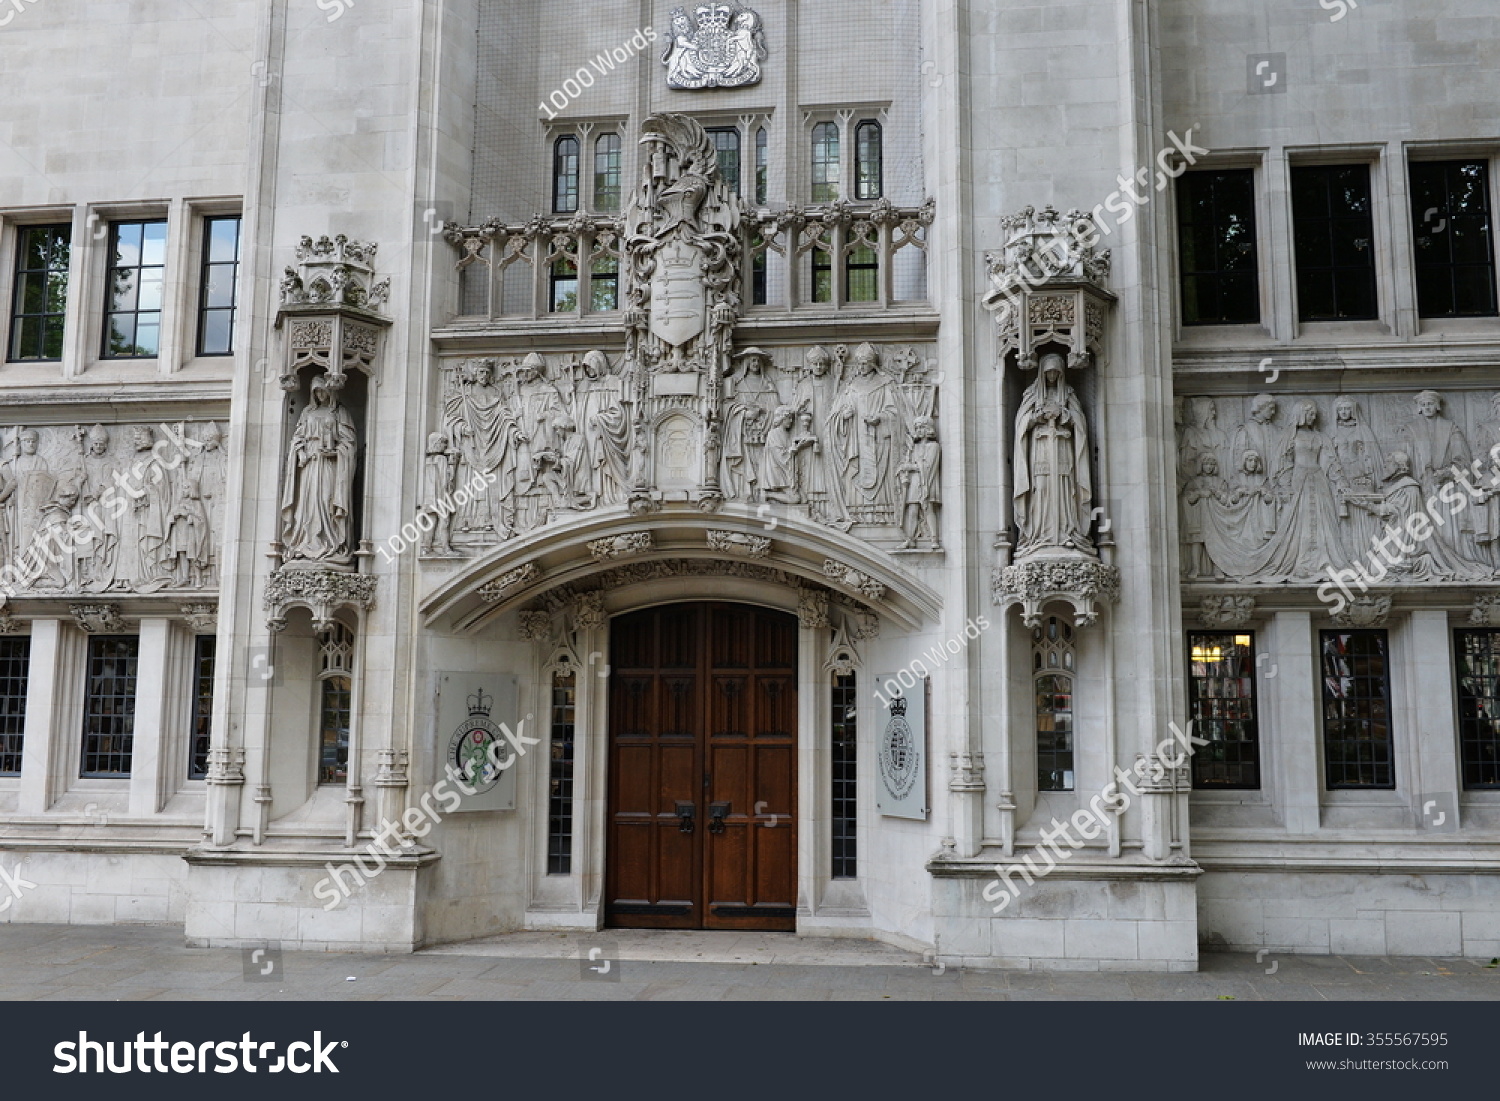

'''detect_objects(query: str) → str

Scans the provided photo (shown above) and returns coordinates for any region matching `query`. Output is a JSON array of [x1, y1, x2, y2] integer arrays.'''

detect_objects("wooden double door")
[[606, 603, 797, 930]]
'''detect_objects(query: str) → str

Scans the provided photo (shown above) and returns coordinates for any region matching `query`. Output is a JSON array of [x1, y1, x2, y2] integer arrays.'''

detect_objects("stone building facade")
[[0, 0, 1496, 969]]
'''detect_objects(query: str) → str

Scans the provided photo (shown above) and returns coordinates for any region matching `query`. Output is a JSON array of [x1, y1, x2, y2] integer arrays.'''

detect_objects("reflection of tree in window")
[[811, 121, 839, 203], [197, 216, 242, 355], [811, 244, 832, 304], [1033, 617, 1074, 792], [8, 224, 70, 362], [1410, 160, 1498, 318], [590, 257, 618, 311], [593, 134, 621, 213], [1176, 170, 1259, 325], [846, 246, 878, 302], [708, 127, 741, 195], [551, 258, 579, 313], [754, 126, 768, 205], [104, 221, 168, 358]]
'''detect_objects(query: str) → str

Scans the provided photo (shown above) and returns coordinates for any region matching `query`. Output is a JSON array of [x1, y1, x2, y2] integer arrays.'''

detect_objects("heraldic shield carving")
[[661, 3, 768, 90]]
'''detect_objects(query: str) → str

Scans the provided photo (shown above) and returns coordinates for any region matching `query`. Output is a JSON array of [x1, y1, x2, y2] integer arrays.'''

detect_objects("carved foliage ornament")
[[264, 566, 376, 634], [707, 529, 771, 558], [70, 603, 124, 633], [1329, 594, 1392, 628], [1198, 595, 1255, 629], [477, 562, 540, 604], [992, 558, 1121, 629], [280, 235, 390, 313], [588, 531, 654, 561]]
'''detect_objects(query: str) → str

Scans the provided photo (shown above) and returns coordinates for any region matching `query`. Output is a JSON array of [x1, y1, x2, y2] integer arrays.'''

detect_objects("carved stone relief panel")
[[0, 422, 225, 595], [1177, 389, 1500, 585], [428, 341, 942, 556]]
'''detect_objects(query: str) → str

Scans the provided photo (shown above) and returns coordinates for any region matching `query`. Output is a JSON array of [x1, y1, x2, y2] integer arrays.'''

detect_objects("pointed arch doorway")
[[605, 602, 798, 931]]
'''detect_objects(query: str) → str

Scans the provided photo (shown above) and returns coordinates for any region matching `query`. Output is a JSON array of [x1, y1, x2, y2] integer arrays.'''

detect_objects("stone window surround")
[[541, 117, 630, 216], [799, 104, 890, 207], [0, 197, 242, 381], [3, 616, 208, 819], [1172, 143, 1500, 350]]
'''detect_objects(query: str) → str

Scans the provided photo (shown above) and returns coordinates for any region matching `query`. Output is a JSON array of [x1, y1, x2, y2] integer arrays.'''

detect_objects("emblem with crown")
[[467, 688, 492, 718], [888, 694, 908, 717]]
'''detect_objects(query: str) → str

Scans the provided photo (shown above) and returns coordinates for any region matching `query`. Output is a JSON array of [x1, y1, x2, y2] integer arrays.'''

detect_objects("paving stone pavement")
[[0, 924, 1495, 1000]]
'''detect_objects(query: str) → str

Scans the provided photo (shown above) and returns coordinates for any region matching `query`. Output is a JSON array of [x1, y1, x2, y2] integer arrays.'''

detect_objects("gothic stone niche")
[[661, 4, 767, 90], [428, 341, 943, 554], [1177, 389, 1500, 586], [0, 422, 225, 596]]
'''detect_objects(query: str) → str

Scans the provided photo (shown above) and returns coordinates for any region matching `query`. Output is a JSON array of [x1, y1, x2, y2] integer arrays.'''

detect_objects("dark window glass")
[[1410, 159, 1498, 318], [319, 674, 351, 785], [550, 258, 579, 312], [590, 257, 618, 311], [811, 246, 832, 304], [593, 133, 621, 213], [752, 246, 767, 306], [0, 636, 29, 776], [196, 216, 241, 356], [1035, 616, 1075, 792], [1188, 632, 1261, 789], [547, 672, 577, 874], [855, 120, 883, 200], [8, 224, 70, 362], [1321, 630, 1394, 789], [1177, 170, 1260, 325], [552, 136, 580, 214], [1456, 629, 1500, 789], [81, 636, 138, 777], [832, 672, 857, 879], [188, 635, 215, 780], [811, 122, 839, 203], [104, 220, 167, 358], [1291, 165, 1377, 321], [754, 126, 768, 205], [846, 246, 878, 302], [708, 127, 741, 195]]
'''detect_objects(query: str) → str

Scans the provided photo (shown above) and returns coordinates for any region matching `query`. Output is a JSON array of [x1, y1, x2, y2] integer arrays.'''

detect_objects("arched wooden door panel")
[[605, 603, 797, 931]]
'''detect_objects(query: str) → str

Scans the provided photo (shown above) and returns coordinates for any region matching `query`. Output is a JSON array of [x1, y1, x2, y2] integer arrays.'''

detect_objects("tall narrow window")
[[1410, 159, 1498, 318], [1455, 629, 1500, 789], [590, 257, 619, 311], [754, 126, 768, 205], [810, 246, 832, 304], [546, 671, 577, 874], [0, 636, 29, 776], [81, 635, 139, 777], [1187, 632, 1260, 789], [846, 246, 878, 302], [1291, 165, 1376, 321], [552, 135, 580, 214], [1034, 616, 1075, 792], [1177, 169, 1260, 325], [197, 215, 242, 356], [188, 635, 216, 780], [752, 247, 768, 306], [811, 122, 840, 203], [318, 622, 354, 785], [708, 127, 741, 195], [854, 120, 883, 200], [8, 224, 70, 362], [104, 220, 167, 358], [550, 258, 579, 312], [831, 671, 858, 878], [593, 133, 622, 213], [1321, 629, 1394, 789]]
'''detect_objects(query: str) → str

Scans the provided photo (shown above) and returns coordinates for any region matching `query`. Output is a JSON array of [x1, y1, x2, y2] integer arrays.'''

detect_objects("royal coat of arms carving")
[[661, 3, 768, 90]]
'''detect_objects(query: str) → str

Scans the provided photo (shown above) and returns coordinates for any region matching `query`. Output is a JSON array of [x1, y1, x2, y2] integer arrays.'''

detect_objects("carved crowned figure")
[[280, 376, 359, 567], [1013, 352, 1094, 557]]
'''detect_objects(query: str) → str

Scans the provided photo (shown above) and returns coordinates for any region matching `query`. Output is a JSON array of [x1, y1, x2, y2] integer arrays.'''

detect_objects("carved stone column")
[[204, 745, 246, 848]]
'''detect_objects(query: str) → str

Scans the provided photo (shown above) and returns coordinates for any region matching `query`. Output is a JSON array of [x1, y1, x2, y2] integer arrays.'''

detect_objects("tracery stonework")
[[1178, 389, 1500, 585]]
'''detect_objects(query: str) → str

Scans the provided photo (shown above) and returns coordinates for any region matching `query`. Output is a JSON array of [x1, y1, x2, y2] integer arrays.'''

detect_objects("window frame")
[[546, 670, 577, 874], [0, 634, 30, 777], [831, 671, 858, 879], [1290, 163, 1378, 323], [1408, 157, 1499, 319], [811, 120, 841, 204], [592, 133, 622, 214], [1186, 631, 1262, 790], [706, 125, 743, 197], [1454, 628, 1500, 790], [1319, 628, 1396, 790], [854, 119, 883, 201], [195, 214, 241, 357], [1034, 616, 1076, 793], [80, 634, 140, 779], [552, 135, 581, 215], [187, 634, 216, 781], [101, 218, 169, 360], [1175, 167, 1262, 326], [7, 222, 71, 363]]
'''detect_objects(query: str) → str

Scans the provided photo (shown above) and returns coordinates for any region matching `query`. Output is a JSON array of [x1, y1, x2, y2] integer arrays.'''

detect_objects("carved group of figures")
[[1177, 390, 1500, 583], [0, 423, 225, 592], [426, 341, 942, 552]]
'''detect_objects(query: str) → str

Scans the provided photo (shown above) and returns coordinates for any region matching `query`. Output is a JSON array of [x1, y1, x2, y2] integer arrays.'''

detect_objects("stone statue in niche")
[[1013, 352, 1094, 557], [281, 376, 359, 567], [899, 416, 942, 551]]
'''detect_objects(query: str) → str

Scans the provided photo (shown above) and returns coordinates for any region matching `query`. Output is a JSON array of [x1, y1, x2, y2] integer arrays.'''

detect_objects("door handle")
[[708, 802, 730, 834], [674, 801, 695, 834]]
